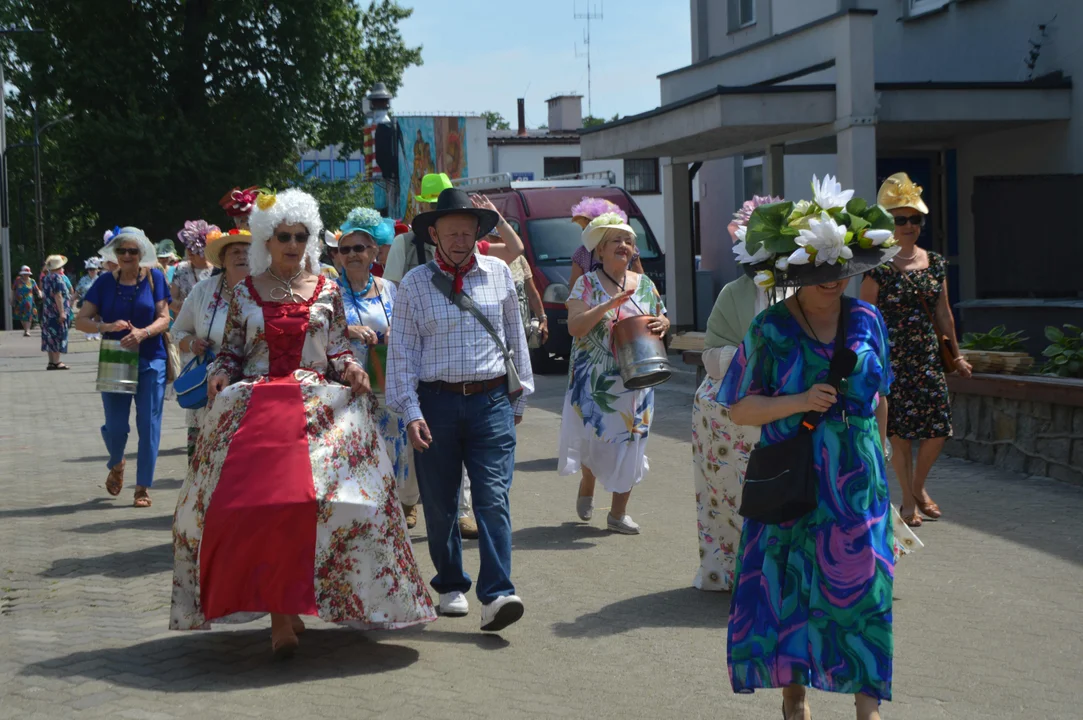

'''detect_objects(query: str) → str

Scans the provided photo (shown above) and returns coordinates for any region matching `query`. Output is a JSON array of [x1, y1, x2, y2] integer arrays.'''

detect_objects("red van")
[[455, 174, 665, 371]]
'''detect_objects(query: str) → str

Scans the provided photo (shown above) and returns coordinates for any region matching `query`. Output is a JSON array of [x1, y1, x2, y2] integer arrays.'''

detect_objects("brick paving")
[[1, 328, 1081, 719]]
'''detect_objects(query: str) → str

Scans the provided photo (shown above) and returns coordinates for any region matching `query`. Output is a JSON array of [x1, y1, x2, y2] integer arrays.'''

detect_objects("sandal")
[[55, 362, 70, 370], [271, 626, 299, 660], [133, 487, 152, 508], [291, 615, 307, 635], [105, 460, 125, 496], [46, 362, 59, 370], [914, 494, 942, 519], [902, 511, 923, 528]]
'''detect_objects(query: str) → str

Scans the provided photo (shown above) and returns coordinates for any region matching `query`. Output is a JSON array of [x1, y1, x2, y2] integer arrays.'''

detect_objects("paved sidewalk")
[[1, 329, 1081, 719]]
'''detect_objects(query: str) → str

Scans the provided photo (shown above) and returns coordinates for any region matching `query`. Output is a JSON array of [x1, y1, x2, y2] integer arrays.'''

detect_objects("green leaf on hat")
[[846, 197, 868, 215], [745, 201, 794, 256], [862, 204, 896, 232]]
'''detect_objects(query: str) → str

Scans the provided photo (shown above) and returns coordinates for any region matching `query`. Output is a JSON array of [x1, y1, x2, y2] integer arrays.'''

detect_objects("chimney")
[[517, 98, 527, 137], [546, 95, 583, 132]]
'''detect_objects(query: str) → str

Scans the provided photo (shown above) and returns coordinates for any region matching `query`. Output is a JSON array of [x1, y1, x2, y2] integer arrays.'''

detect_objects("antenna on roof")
[[574, 0, 603, 118]]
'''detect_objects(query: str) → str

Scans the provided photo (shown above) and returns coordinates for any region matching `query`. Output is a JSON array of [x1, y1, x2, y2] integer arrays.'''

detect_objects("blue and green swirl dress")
[[717, 297, 895, 701]]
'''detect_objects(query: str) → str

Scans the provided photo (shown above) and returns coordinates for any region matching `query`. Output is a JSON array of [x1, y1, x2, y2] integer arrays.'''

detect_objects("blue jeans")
[[413, 382, 516, 604], [100, 357, 166, 488]]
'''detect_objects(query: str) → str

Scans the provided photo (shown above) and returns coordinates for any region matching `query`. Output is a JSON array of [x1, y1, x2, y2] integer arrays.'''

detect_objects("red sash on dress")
[[199, 290, 320, 621]]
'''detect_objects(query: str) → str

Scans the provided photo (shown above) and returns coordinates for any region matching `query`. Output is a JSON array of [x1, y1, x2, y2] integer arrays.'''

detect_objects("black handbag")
[[738, 302, 856, 525]]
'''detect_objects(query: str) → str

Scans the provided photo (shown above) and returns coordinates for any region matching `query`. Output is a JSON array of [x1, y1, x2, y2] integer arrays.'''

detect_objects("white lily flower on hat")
[[863, 229, 893, 246], [791, 212, 853, 266], [732, 240, 770, 265], [753, 270, 775, 290], [811, 174, 854, 211]]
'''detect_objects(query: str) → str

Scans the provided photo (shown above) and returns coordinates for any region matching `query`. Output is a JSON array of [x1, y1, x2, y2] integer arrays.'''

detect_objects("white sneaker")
[[607, 513, 641, 535], [480, 594, 524, 632], [438, 591, 469, 617], [576, 495, 594, 521]]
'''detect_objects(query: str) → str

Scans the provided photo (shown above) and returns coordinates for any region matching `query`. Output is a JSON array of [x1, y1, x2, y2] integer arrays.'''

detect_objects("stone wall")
[[945, 392, 1083, 486]]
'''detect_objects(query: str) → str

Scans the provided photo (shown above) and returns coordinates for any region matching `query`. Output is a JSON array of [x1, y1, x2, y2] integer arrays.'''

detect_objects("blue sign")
[[511, 172, 535, 181]]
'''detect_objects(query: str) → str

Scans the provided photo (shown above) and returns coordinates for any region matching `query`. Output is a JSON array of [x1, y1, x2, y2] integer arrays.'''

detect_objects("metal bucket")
[[610, 315, 672, 390], [96, 339, 139, 395]]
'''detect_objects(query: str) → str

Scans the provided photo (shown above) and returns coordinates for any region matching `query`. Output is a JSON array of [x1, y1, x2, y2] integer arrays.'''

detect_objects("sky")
[[391, 0, 692, 127]]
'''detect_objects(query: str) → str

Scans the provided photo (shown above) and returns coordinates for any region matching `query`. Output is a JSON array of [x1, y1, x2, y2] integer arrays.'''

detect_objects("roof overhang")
[[581, 80, 1073, 163]]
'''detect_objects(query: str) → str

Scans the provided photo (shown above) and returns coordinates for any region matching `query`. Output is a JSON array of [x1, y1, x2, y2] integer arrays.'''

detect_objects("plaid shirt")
[[387, 254, 534, 424]]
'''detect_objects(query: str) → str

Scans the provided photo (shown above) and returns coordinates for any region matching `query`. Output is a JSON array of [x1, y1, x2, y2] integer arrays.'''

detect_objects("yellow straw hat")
[[877, 172, 929, 215]]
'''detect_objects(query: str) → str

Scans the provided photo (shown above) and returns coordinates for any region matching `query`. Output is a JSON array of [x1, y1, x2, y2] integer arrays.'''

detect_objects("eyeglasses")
[[893, 215, 925, 228], [275, 232, 310, 244], [114, 248, 141, 257], [338, 245, 374, 255]]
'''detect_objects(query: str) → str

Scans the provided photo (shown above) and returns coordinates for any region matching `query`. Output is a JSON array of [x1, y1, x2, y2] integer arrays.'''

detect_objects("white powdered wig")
[[247, 189, 324, 276]]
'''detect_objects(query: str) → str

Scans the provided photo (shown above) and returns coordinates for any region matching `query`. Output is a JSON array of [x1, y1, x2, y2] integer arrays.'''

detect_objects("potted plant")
[[959, 325, 1032, 374], [1040, 324, 1083, 378]]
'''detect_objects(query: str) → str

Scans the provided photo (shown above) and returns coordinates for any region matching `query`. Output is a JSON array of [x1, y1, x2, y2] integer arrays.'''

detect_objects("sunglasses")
[[114, 247, 141, 257], [338, 245, 374, 255], [275, 232, 310, 244], [893, 215, 925, 228]]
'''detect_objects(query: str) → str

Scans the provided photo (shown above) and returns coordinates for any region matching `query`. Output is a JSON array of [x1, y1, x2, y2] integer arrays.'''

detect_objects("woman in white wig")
[[171, 189, 435, 658]]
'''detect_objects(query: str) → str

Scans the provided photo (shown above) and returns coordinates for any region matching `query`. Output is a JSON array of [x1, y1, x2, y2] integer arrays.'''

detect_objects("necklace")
[[893, 248, 918, 261], [268, 267, 304, 302], [795, 295, 828, 344]]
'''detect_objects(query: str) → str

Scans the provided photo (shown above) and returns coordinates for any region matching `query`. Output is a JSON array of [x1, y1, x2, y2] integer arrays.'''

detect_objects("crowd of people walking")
[[30, 168, 968, 719]]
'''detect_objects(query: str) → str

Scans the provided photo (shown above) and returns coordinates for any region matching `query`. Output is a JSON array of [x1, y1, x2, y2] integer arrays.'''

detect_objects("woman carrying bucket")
[[75, 226, 171, 508], [558, 213, 669, 535]]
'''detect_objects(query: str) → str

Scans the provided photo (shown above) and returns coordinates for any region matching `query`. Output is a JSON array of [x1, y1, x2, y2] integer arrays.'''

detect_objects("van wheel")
[[530, 347, 564, 375]]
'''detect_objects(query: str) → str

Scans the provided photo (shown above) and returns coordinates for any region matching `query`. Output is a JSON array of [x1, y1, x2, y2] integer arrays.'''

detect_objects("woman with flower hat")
[[336, 207, 417, 521], [75, 227, 172, 508], [558, 213, 669, 534], [40, 254, 73, 369], [719, 176, 900, 720], [171, 227, 252, 461], [861, 173, 971, 528], [172, 189, 434, 656], [568, 197, 644, 291], [170, 220, 218, 315], [11, 265, 40, 336], [690, 195, 782, 591]]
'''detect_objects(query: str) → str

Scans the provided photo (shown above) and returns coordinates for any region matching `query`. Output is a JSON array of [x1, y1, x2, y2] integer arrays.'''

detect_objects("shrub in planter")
[[1041, 324, 1083, 378], [960, 325, 1028, 352]]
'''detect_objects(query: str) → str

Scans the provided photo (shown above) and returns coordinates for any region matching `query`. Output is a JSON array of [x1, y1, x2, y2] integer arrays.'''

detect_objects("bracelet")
[[953, 356, 965, 362]]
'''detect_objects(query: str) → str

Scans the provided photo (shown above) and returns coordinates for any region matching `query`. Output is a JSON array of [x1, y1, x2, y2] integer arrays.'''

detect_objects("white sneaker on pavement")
[[438, 591, 469, 617], [606, 513, 641, 535], [480, 594, 524, 632], [576, 495, 594, 521]]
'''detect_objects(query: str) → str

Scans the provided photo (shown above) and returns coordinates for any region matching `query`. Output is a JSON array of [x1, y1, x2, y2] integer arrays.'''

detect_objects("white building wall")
[[771, 0, 836, 35], [464, 117, 491, 177]]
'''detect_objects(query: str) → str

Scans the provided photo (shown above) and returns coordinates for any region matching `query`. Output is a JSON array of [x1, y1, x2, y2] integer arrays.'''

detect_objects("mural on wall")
[[397, 116, 468, 223]]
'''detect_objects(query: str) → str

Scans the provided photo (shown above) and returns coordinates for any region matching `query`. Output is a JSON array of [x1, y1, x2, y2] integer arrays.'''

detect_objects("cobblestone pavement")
[[1, 329, 1081, 719]]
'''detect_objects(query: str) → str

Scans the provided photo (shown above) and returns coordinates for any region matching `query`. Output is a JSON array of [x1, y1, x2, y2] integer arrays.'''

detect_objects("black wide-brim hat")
[[745, 246, 898, 287], [412, 188, 500, 246]]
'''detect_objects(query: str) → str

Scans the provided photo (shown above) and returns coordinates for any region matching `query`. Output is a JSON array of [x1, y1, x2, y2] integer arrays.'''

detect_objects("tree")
[[0, 0, 422, 270], [481, 111, 511, 131], [582, 115, 606, 128]]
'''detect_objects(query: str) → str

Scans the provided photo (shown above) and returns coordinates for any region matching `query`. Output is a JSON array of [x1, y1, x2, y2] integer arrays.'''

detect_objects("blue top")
[[84, 269, 172, 361]]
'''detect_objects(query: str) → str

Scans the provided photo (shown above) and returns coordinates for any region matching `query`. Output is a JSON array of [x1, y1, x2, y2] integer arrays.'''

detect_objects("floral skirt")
[[170, 372, 436, 630], [691, 375, 758, 592]]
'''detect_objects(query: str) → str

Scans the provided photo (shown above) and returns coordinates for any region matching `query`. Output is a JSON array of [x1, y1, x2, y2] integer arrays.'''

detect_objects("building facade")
[[583, 0, 1080, 335]]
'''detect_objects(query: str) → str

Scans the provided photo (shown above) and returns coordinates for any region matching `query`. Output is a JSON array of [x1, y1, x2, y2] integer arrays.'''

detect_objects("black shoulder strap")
[[411, 231, 427, 271], [796, 299, 851, 433], [427, 261, 512, 364]]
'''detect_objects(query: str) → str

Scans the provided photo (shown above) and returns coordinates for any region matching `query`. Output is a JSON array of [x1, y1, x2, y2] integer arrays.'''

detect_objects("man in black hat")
[[386, 188, 534, 632]]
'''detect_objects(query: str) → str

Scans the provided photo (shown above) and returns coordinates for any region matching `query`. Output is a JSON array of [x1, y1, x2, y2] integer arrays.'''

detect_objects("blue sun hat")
[[339, 207, 393, 245]]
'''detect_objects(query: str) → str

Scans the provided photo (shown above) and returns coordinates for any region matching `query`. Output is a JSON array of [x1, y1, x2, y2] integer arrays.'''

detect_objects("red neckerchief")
[[435, 247, 476, 295]]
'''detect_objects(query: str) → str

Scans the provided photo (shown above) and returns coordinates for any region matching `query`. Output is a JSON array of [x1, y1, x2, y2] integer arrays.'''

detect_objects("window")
[[301, 160, 318, 177], [625, 158, 660, 194], [728, 0, 756, 30], [543, 156, 581, 178], [347, 158, 362, 179], [907, 0, 950, 17], [334, 159, 347, 180], [318, 160, 332, 180], [742, 156, 764, 200]]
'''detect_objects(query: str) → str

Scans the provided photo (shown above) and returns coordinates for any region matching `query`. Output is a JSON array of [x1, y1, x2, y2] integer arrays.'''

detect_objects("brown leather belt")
[[420, 375, 506, 396]]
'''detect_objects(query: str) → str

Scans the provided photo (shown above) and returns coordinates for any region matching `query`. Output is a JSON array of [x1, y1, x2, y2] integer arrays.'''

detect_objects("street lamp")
[[0, 25, 44, 332]]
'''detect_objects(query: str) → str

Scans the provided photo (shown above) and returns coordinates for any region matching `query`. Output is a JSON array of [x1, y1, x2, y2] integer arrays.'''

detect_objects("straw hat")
[[582, 212, 636, 253], [44, 254, 68, 271], [877, 172, 929, 215], [204, 228, 253, 268]]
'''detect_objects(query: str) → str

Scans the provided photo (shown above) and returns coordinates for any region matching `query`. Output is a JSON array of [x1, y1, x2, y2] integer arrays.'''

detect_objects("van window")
[[527, 217, 661, 264]]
